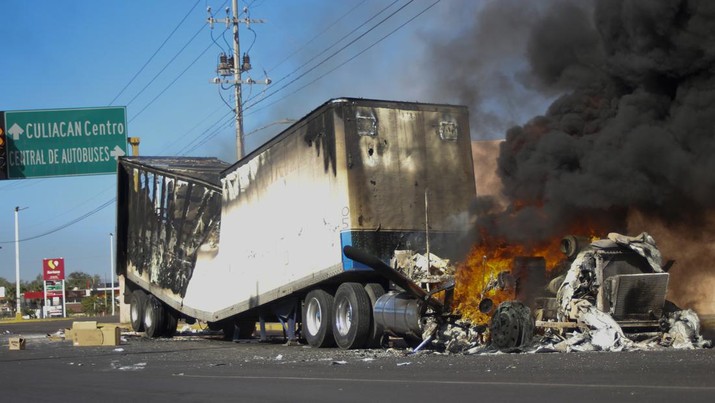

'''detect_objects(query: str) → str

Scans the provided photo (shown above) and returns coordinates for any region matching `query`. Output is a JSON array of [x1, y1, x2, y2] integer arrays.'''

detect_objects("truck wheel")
[[163, 306, 178, 338], [332, 282, 371, 349], [144, 295, 165, 338], [237, 320, 256, 339], [364, 283, 386, 348], [221, 320, 236, 340], [302, 289, 335, 348], [489, 301, 534, 351], [223, 319, 256, 340], [130, 290, 147, 332], [207, 321, 222, 332]]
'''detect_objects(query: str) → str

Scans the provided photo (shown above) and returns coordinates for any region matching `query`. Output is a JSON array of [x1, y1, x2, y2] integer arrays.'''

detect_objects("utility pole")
[[208, 2, 270, 160], [14, 206, 28, 319], [110, 232, 115, 316]]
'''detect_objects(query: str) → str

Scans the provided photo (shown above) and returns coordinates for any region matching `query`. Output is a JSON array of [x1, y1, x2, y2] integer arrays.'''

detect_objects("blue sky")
[[0, 0, 551, 283]]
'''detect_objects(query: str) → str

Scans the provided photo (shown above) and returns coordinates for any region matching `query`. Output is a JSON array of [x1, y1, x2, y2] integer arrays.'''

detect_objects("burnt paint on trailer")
[[117, 157, 228, 298], [182, 103, 352, 316], [303, 110, 338, 176], [340, 100, 476, 262]]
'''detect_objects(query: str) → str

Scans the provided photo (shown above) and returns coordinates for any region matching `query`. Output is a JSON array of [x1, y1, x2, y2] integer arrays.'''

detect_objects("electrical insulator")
[[217, 53, 232, 77], [242, 53, 252, 72]]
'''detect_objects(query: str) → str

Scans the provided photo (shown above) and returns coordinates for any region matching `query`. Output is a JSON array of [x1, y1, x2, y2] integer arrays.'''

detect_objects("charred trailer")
[[116, 98, 476, 348], [116, 157, 229, 337]]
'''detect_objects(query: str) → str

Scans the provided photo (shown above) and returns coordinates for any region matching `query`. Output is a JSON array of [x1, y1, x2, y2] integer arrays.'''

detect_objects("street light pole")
[[14, 206, 28, 319], [110, 233, 115, 315]]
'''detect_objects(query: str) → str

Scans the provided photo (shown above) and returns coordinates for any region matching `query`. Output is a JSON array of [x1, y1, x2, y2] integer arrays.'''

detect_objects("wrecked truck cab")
[[554, 232, 668, 325], [441, 232, 709, 353], [525, 232, 709, 352]]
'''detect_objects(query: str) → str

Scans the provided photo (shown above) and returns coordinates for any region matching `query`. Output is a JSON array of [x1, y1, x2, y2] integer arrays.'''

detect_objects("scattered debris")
[[110, 361, 147, 371], [662, 309, 711, 349], [46, 329, 65, 341], [392, 250, 454, 290], [8, 337, 26, 350], [387, 232, 711, 355]]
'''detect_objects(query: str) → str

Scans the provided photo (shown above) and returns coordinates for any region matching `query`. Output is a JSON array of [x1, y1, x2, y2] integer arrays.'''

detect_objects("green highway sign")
[[2, 106, 127, 179]]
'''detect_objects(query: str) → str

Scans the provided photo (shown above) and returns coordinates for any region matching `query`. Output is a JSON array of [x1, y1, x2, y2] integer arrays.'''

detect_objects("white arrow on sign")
[[8, 123, 24, 140], [110, 145, 126, 161]]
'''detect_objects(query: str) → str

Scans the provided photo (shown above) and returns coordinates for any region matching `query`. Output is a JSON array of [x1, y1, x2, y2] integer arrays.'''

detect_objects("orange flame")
[[453, 238, 565, 325]]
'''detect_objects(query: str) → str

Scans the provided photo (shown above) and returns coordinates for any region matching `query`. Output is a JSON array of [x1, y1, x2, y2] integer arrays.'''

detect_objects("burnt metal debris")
[[377, 232, 711, 354]]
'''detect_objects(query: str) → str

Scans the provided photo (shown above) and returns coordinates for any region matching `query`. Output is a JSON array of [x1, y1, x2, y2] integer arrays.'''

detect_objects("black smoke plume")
[[432, 0, 715, 243]]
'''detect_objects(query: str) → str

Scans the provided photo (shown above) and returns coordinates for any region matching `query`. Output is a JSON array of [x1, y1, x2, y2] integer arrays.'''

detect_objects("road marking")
[[173, 374, 715, 391]]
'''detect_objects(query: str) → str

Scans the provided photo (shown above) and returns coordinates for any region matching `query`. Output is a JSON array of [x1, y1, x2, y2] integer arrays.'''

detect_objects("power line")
[[0, 4, 235, 250], [245, 0, 401, 106], [245, 0, 440, 118], [244, 0, 415, 112], [124, 23, 209, 108], [267, 0, 368, 73], [0, 198, 115, 244], [109, 0, 202, 105], [130, 41, 216, 122], [5, 0, 437, 245], [163, 105, 227, 155], [175, 109, 235, 155]]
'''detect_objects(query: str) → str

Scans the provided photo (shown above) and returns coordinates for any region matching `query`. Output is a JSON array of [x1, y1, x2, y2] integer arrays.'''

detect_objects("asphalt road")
[[1, 317, 714, 403]]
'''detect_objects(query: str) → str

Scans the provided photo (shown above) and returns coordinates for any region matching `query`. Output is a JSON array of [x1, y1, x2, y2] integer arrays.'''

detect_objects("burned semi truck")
[[116, 98, 476, 349]]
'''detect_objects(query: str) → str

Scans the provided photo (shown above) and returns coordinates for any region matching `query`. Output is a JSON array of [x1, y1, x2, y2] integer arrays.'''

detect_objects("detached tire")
[[332, 282, 371, 349], [489, 301, 534, 351], [143, 295, 165, 338], [364, 283, 386, 348], [130, 290, 147, 332], [302, 289, 335, 348]]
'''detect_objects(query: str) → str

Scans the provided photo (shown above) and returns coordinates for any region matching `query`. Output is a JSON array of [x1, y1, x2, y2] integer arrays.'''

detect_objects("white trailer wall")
[[183, 108, 350, 315]]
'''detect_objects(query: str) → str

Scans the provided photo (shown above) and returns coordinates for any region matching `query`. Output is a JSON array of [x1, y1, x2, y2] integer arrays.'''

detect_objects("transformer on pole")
[[207, 2, 270, 160]]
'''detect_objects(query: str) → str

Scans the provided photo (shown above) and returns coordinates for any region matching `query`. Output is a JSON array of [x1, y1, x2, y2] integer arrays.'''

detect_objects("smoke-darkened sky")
[[427, 0, 715, 313], [422, 0, 715, 243]]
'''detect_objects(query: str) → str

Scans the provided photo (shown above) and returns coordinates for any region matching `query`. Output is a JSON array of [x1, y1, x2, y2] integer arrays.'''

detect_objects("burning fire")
[[453, 234, 576, 326]]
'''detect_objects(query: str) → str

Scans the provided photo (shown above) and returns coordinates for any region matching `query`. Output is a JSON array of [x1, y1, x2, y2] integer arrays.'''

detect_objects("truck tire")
[[207, 321, 222, 332], [221, 320, 236, 340], [164, 307, 178, 338], [130, 290, 147, 332], [489, 301, 534, 351], [332, 282, 371, 349], [237, 320, 256, 339], [364, 283, 386, 348], [302, 289, 335, 348], [144, 295, 165, 338]]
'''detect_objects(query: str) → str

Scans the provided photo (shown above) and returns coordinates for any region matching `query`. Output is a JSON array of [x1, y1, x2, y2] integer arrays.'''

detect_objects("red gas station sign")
[[42, 258, 65, 281]]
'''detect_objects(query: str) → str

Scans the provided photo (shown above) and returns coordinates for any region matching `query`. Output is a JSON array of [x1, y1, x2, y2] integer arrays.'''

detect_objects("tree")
[[81, 295, 106, 316], [66, 272, 95, 290], [0, 277, 15, 315], [23, 274, 44, 292]]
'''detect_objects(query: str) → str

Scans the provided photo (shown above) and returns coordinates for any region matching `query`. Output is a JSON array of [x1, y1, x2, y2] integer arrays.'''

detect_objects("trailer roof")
[[119, 156, 230, 186], [224, 97, 469, 174]]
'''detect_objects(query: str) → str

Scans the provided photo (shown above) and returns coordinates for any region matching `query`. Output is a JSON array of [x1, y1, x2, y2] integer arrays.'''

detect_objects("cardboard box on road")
[[9, 337, 26, 350], [69, 321, 121, 346]]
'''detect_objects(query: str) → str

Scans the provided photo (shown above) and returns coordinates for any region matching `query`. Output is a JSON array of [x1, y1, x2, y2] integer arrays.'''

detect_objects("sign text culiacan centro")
[[1, 106, 128, 179]]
